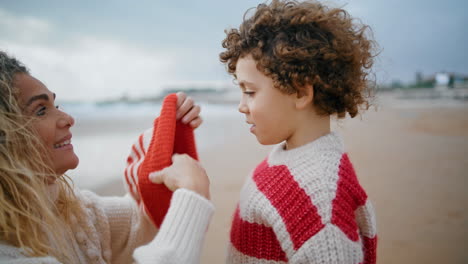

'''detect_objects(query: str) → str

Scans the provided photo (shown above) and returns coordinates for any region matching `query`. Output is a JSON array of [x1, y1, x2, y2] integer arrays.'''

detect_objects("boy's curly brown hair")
[[220, 0, 377, 118]]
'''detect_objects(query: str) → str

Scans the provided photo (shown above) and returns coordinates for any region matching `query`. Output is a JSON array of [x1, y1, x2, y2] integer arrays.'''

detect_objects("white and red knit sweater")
[[227, 132, 377, 264]]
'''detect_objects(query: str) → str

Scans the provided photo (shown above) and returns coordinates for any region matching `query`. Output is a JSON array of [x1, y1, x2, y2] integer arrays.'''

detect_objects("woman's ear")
[[295, 84, 313, 110]]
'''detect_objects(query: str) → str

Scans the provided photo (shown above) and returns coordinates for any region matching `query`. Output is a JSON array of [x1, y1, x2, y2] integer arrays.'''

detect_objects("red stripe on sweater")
[[124, 167, 135, 198], [363, 236, 377, 264], [331, 153, 367, 241], [128, 163, 137, 189], [132, 145, 141, 161], [253, 160, 325, 250], [230, 207, 288, 261], [139, 134, 146, 155]]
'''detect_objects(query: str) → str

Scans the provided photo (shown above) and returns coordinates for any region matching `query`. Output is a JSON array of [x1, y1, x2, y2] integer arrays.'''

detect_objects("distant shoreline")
[[61, 88, 468, 106]]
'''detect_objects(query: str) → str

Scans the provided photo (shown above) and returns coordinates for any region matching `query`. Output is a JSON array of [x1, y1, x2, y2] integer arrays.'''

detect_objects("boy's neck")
[[285, 114, 331, 150]]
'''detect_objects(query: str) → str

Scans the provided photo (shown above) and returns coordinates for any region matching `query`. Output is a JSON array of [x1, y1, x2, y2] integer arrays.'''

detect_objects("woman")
[[0, 51, 212, 264]]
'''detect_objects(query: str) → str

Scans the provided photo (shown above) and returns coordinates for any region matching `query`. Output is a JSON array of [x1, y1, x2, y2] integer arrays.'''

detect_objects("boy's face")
[[236, 55, 299, 145]]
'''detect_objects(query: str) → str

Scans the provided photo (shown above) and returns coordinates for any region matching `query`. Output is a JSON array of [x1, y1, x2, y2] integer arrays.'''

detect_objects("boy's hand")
[[149, 154, 210, 200], [176, 92, 202, 129]]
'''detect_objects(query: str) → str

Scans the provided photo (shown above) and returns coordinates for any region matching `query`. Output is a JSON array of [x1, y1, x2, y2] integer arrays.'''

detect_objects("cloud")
[[334, 0, 468, 83], [3, 0, 466, 92], [0, 9, 177, 102], [0, 8, 53, 42]]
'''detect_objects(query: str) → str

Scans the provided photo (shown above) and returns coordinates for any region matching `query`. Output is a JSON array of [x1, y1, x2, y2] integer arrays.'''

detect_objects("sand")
[[91, 98, 468, 264]]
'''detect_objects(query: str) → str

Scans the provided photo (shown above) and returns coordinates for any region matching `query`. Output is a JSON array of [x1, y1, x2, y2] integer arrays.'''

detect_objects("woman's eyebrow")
[[25, 94, 49, 107], [25, 93, 56, 107]]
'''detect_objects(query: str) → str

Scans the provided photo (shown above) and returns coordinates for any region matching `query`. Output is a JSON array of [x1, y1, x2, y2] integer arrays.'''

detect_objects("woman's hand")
[[176, 92, 202, 129], [149, 154, 210, 199]]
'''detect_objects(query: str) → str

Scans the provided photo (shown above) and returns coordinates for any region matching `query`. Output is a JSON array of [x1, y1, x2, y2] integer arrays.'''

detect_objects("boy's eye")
[[55, 105, 60, 109]]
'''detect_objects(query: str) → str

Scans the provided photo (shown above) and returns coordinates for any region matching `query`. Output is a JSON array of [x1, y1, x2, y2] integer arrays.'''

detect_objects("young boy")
[[220, 0, 377, 263]]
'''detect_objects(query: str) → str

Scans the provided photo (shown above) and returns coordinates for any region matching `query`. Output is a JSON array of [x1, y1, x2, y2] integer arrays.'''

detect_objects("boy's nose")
[[238, 101, 248, 114]]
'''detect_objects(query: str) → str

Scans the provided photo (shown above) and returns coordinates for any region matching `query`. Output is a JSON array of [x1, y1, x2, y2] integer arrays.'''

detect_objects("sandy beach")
[[84, 95, 468, 264]]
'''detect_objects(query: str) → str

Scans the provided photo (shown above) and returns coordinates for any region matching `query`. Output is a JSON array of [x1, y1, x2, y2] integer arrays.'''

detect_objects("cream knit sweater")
[[0, 187, 214, 264]]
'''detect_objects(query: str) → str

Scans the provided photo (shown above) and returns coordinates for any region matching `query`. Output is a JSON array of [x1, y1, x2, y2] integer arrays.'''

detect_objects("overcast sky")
[[1, 0, 466, 101]]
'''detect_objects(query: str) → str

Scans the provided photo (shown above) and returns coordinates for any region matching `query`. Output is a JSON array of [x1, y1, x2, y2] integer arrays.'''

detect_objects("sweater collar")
[[268, 131, 344, 165]]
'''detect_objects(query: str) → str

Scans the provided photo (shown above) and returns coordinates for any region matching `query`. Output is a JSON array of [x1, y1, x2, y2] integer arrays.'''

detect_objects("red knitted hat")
[[123, 93, 198, 227]]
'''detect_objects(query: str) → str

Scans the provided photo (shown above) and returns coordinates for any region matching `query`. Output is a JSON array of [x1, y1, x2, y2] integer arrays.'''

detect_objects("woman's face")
[[16, 73, 79, 176]]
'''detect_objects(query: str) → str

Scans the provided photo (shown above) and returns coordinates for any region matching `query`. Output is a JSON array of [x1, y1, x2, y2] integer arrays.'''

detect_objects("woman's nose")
[[58, 111, 75, 128]]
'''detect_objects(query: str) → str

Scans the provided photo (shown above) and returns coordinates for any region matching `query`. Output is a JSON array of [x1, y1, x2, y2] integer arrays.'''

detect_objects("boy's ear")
[[295, 84, 314, 110]]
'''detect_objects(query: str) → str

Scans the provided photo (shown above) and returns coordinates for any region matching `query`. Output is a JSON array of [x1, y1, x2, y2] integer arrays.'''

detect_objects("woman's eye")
[[244, 91, 255, 96], [36, 106, 46, 116]]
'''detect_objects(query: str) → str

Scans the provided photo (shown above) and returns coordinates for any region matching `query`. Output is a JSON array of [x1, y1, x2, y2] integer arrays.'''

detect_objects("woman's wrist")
[[133, 188, 214, 263]]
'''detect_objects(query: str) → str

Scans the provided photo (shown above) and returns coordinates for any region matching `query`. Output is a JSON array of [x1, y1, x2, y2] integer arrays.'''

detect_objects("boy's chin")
[[256, 137, 283, 146]]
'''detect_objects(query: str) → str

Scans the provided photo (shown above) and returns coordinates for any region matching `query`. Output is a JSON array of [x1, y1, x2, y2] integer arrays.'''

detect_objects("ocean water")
[[65, 102, 242, 190]]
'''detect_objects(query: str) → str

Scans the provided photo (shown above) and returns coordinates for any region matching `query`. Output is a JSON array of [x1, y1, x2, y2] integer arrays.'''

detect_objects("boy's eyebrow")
[[25, 93, 56, 107], [238, 80, 256, 88]]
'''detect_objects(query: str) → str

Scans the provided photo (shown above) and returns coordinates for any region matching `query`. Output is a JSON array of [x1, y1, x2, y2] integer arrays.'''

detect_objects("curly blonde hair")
[[220, 0, 377, 118], [0, 51, 81, 262]]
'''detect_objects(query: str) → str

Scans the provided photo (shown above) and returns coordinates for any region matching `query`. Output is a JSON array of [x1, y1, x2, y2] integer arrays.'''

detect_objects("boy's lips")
[[245, 120, 256, 133], [246, 122, 256, 133]]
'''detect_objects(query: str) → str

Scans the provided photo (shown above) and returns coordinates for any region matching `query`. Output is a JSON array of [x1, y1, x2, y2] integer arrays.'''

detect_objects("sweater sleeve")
[[0, 257, 62, 264], [0, 256, 62, 264], [133, 189, 214, 264], [81, 190, 158, 264], [0, 243, 62, 264]]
